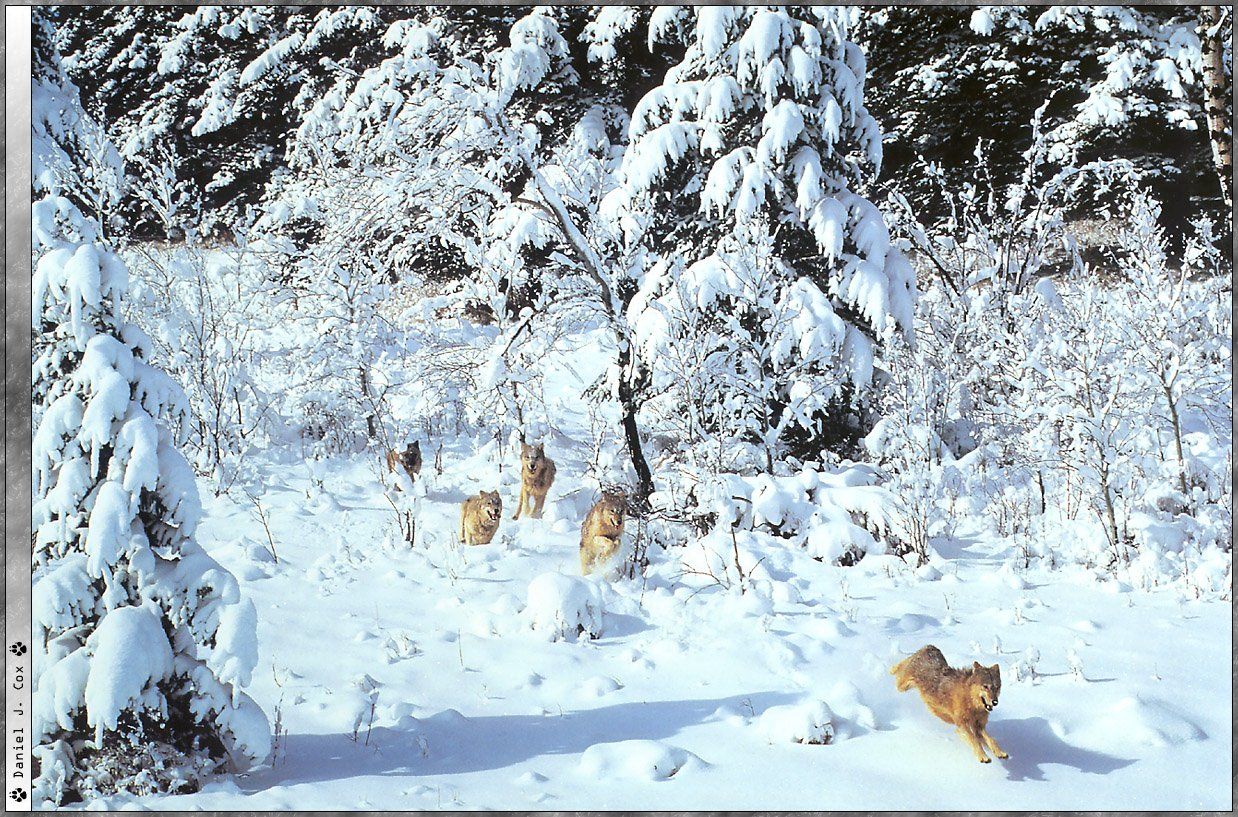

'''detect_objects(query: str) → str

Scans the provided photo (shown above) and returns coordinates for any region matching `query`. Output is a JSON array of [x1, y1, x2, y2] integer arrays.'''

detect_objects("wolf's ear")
[[973, 661, 982, 670], [991, 663, 999, 672]]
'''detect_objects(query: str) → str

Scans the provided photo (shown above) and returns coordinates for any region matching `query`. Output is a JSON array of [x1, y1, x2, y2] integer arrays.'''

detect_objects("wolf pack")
[[385, 439, 1008, 764], [385, 440, 627, 577]]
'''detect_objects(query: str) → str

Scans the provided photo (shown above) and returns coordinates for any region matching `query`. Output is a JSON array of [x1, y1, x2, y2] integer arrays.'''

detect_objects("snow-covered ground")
[[97, 355, 1231, 812]]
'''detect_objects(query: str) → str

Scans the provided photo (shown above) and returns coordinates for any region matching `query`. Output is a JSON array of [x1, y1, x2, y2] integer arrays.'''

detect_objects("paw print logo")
[[9, 642, 27, 657], [9, 788, 27, 802]]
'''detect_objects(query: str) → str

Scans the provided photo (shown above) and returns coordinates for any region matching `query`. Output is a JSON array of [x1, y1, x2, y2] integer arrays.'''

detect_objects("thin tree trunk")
[[500, 117, 654, 506], [1099, 459, 1121, 562], [1198, 5, 1233, 211], [234, 387, 247, 440], [359, 365, 377, 439], [1164, 382, 1189, 497], [510, 382, 526, 444], [617, 339, 654, 508]]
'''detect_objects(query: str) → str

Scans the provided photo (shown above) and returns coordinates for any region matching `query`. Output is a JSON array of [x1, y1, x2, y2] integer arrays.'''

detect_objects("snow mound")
[[580, 675, 623, 698], [525, 573, 605, 641], [515, 770, 548, 786], [807, 617, 855, 641], [1071, 695, 1205, 750], [821, 679, 879, 737], [243, 539, 276, 564], [755, 698, 835, 745], [578, 739, 706, 781], [890, 613, 938, 633]]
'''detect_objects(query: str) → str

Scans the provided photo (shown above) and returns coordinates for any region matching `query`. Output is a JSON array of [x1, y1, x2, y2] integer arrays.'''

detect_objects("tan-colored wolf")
[[580, 493, 626, 575], [891, 644, 1009, 763], [386, 441, 422, 485], [513, 443, 556, 519], [460, 491, 503, 545]]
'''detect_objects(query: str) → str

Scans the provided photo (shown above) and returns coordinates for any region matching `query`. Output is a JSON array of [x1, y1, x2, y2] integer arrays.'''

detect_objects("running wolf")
[[891, 644, 1008, 763]]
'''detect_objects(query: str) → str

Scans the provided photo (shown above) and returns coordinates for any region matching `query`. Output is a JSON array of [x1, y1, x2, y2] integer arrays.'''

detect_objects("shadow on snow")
[[995, 716, 1136, 782], [250, 692, 799, 788]]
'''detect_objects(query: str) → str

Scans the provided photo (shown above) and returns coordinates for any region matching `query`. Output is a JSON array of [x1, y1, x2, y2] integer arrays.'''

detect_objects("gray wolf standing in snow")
[[386, 441, 422, 486], [580, 492, 626, 575], [513, 442, 556, 519], [460, 490, 503, 545]]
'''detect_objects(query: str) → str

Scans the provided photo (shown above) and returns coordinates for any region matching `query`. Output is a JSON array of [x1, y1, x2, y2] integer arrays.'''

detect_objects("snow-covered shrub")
[[31, 187, 270, 804], [288, 390, 367, 457], [1015, 193, 1231, 581], [123, 243, 279, 491], [127, 141, 197, 241], [1109, 195, 1231, 512], [675, 463, 914, 583], [252, 10, 594, 462], [1029, 275, 1143, 563], [879, 121, 1230, 589], [678, 526, 771, 593], [877, 116, 1128, 448], [524, 573, 606, 642], [755, 699, 836, 745]]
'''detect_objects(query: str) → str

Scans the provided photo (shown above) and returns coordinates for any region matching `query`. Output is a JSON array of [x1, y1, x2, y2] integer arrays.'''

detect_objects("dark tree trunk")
[[1164, 382, 1189, 498], [617, 339, 654, 508], [499, 113, 656, 508], [358, 365, 377, 439]]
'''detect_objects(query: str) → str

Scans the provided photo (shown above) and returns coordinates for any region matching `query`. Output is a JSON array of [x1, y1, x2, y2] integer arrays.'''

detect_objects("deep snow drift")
[[80, 353, 1231, 812]]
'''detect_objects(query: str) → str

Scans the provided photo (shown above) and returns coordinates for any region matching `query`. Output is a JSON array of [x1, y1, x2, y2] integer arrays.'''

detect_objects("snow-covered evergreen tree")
[[973, 5, 1232, 148], [31, 16, 126, 242], [613, 6, 917, 469], [31, 41, 269, 806], [970, 5, 1232, 220], [852, 6, 1075, 211], [854, 5, 1232, 233]]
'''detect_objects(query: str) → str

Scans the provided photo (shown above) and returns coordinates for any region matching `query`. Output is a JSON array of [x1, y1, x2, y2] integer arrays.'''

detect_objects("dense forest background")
[[42, 5, 1233, 242]]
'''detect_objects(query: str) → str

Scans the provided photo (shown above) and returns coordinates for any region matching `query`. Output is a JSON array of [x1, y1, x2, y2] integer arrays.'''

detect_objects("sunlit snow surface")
[[84, 339, 1230, 812]]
